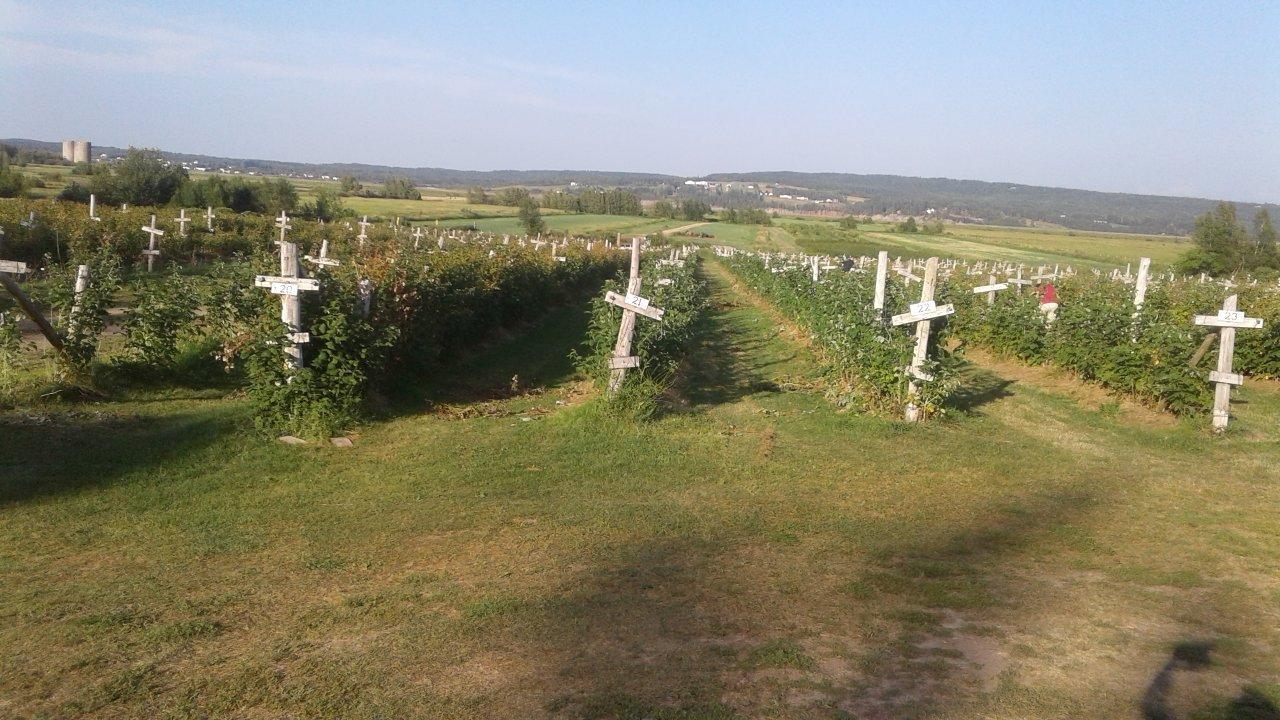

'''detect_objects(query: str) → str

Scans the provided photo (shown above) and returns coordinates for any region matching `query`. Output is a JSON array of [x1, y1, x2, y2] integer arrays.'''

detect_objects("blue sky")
[[1, 0, 1277, 201]]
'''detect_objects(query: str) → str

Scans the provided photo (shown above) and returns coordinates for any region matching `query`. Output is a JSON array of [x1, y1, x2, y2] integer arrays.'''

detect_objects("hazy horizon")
[[2, 0, 1277, 203]]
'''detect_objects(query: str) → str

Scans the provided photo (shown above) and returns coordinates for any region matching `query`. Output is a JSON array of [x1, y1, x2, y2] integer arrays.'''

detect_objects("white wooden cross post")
[[174, 208, 191, 237], [275, 210, 292, 244], [88, 193, 101, 222], [357, 215, 371, 246], [890, 256, 954, 422], [205, 206, 215, 232], [411, 226, 424, 250], [972, 274, 1009, 305], [605, 237, 664, 395], [140, 214, 165, 271], [255, 237, 320, 371], [1132, 257, 1152, 312], [304, 238, 340, 268], [1007, 265, 1032, 295], [873, 250, 889, 317], [1193, 294, 1263, 432]]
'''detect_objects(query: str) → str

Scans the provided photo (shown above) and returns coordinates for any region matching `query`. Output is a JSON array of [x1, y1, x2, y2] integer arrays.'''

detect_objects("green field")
[[757, 218, 1190, 269], [435, 213, 688, 236], [2, 258, 1278, 718], [670, 221, 800, 252]]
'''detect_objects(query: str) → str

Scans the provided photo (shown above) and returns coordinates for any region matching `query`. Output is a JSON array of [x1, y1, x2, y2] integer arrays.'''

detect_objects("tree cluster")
[[651, 199, 711, 221], [720, 207, 772, 225], [1176, 202, 1277, 276], [541, 188, 642, 215]]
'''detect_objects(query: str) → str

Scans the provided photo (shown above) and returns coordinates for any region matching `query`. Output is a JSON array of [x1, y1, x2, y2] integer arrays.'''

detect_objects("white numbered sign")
[[271, 282, 299, 297], [910, 300, 936, 315], [1217, 309, 1244, 323], [625, 293, 650, 309]]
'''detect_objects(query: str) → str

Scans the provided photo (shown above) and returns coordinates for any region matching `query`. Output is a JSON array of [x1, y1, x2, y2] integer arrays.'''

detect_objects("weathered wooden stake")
[[175, 208, 191, 237], [68, 264, 90, 333], [205, 206, 216, 231], [1193, 294, 1264, 432], [1133, 257, 1151, 311], [605, 237, 666, 395], [890, 257, 955, 422], [140, 215, 164, 271], [0, 264, 67, 357], [873, 250, 889, 315]]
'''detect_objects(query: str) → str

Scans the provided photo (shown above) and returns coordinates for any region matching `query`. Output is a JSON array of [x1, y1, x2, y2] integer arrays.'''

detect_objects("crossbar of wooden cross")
[[0, 259, 29, 275], [604, 290, 665, 321], [972, 274, 1009, 305], [1193, 295, 1264, 432], [890, 300, 955, 326], [255, 275, 321, 296], [304, 238, 340, 267]]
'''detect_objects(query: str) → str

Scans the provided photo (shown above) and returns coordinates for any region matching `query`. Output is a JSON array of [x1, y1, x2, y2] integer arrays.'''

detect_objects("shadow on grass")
[[1142, 641, 1280, 720], [381, 300, 594, 417], [948, 361, 1015, 414], [516, 486, 1105, 719], [0, 406, 239, 505]]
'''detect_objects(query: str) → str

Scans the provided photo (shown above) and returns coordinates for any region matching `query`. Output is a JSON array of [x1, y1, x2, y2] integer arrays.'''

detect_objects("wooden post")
[[140, 215, 164, 272], [205, 206, 215, 231], [88, 193, 100, 221], [0, 269, 66, 356], [608, 238, 644, 394], [873, 250, 888, 315], [357, 215, 371, 246], [1133, 257, 1151, 311], [68, 264, 90, 333], [175, 208, 190, 237], [604, 237, 668, 395], [255, 241, 320, 371], [280, 242, 303, 369], [357, 278, 374, 318], [1194, 295, 1263, 432], [890, 257, 955, 422]]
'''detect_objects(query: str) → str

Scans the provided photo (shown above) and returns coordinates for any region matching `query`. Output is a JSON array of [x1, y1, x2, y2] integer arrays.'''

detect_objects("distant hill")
[[7, 138, 1274, 235], [703, 171, 1278, 236]]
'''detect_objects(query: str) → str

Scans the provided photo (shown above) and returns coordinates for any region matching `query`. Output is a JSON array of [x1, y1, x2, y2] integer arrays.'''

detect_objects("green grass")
[[3, 258, 1278, 718], [770, 217, 1190, 269], [435, 213, 688, 236], [670, 221, 799, 252]]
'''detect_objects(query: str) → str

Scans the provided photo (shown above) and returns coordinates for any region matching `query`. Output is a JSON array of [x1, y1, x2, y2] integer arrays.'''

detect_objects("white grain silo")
[[61, 140, 76, 161], [72, 140, 92, 164]]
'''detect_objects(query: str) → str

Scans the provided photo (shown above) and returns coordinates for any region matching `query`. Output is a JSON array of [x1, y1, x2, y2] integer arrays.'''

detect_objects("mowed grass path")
[[2, 260, 1279, 719]]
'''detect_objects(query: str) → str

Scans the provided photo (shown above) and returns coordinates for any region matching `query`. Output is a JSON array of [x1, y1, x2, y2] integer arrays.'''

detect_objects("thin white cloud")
[[0, 0, 616, 115]]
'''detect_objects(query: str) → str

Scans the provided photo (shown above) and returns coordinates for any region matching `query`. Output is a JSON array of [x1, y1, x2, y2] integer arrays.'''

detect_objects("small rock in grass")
[[329, 437, 354, 447], [278, 435, 307, 445]]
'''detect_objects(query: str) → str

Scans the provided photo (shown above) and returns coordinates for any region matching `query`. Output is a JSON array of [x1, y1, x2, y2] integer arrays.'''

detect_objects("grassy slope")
[[2, 258, 1277, 719]]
